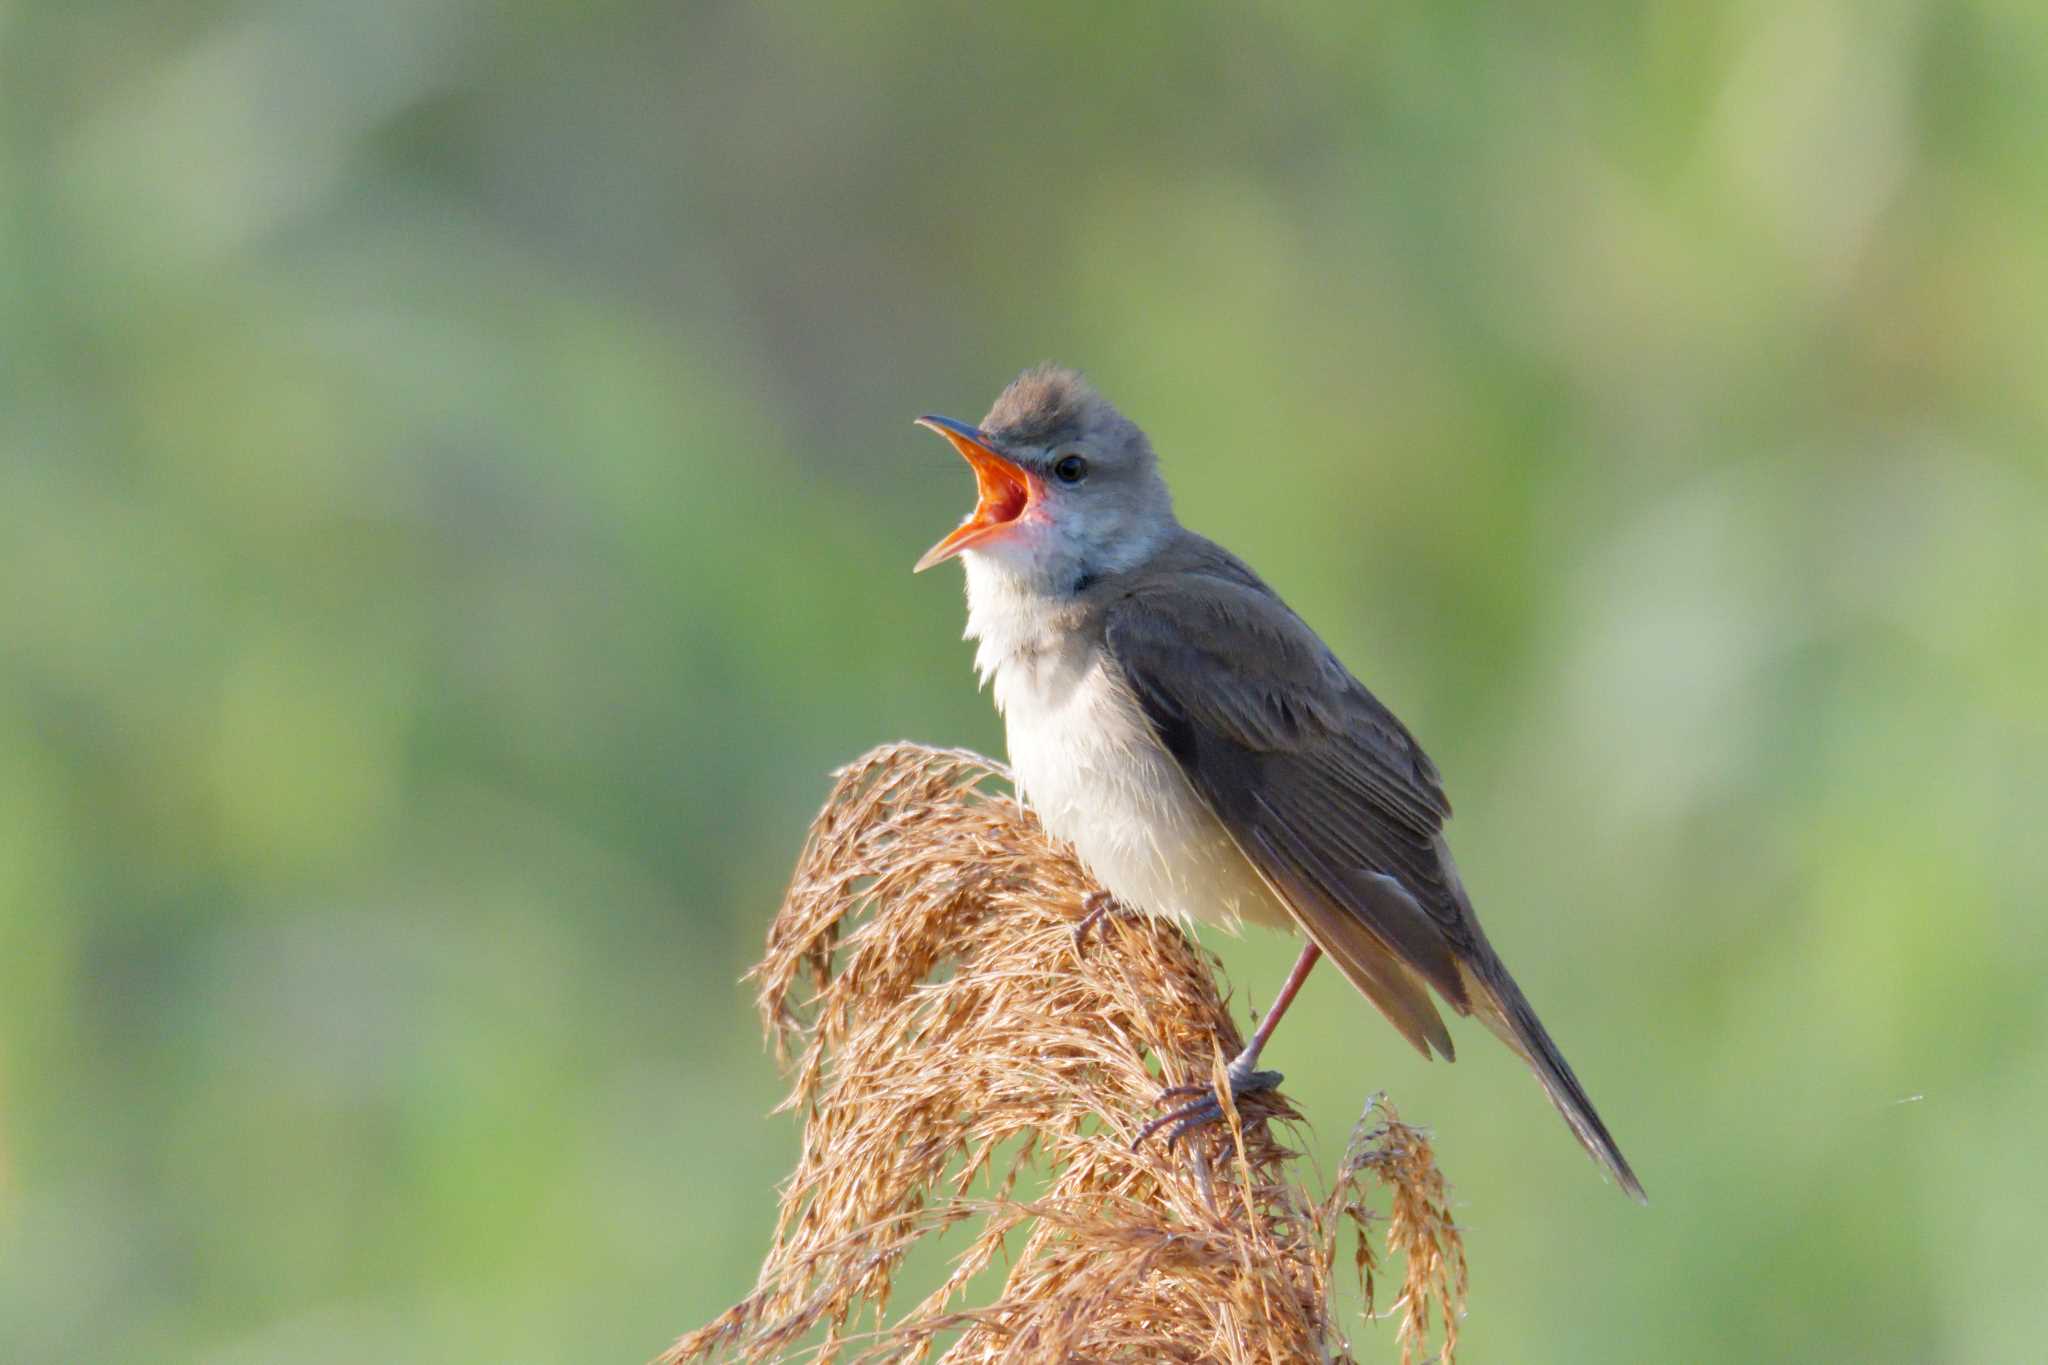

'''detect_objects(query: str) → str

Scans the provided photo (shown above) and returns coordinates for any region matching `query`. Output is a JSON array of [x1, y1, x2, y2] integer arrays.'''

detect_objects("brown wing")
[[1103, 551, 1648, 1199], [1103, 564, 1477, 1060]]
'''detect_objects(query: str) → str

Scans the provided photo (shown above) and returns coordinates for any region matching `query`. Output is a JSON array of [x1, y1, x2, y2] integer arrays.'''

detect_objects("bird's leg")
[[1135, 942, 1323, 1150], [1072, 890, 1129, 949]]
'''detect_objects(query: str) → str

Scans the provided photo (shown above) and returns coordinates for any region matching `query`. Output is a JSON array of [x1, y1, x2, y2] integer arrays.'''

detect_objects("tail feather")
[[1258, 861, 1458, 1061], [1312, 918, 1457, 1062], [1462, 955, 1646, 1203]]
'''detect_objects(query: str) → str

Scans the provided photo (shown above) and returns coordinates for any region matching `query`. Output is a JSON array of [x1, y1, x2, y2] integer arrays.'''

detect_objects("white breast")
[[963, 563, 1293, 933]]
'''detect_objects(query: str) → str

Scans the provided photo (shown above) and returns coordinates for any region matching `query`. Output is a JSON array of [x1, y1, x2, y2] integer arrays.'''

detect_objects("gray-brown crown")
[[980, 365, 1148, 455]]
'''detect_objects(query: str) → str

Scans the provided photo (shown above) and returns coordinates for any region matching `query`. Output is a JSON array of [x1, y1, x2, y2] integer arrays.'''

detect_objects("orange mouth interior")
[[914, 421, 1035, 571], [973, 460, 1029, 527]]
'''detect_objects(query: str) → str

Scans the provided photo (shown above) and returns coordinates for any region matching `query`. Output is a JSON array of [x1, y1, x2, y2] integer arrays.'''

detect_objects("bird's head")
[[913, 366, 1175, 592]]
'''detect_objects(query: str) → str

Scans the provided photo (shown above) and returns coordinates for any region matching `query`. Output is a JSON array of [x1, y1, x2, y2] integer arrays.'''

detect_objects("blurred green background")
[[3, 1, 2044, 1360]]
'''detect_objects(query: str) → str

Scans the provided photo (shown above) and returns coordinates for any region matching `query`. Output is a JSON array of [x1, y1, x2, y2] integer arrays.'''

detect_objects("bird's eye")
[[1053, 453, 1088, 484]]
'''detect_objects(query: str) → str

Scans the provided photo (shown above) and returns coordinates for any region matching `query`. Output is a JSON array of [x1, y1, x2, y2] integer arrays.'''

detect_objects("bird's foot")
[[1133, 1058, 1283, 1151], [1072, 890, 1130, 950]]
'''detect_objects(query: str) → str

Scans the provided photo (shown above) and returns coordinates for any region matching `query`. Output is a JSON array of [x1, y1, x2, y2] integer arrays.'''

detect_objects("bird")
[[911, 364, 1644, 1201]]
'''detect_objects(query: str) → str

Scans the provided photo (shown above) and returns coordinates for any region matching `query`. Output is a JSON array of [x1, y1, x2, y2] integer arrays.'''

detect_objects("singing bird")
[[913, 365, 1644, 1200]]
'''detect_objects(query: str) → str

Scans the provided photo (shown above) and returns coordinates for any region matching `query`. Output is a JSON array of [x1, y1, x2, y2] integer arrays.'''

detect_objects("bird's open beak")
[[912, 415, 1037, 572]]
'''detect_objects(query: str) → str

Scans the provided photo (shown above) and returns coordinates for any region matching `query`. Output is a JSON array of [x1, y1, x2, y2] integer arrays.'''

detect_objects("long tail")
[[1463, 952, 1647, 1203]]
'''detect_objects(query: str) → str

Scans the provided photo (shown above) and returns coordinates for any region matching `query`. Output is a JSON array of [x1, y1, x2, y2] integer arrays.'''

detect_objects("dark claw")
[[1072, 891, 1125, 950], [1156, 1082, 1214, 1101], [1133, 1067, 1283, 1150]]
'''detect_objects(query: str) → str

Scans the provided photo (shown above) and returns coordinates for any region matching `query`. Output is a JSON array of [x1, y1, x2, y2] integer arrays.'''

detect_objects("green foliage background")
[[3, 2, 2044, 1360]]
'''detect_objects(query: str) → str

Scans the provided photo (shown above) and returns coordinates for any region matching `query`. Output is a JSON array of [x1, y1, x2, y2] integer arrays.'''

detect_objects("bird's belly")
[[999, 661, 1293, 934]]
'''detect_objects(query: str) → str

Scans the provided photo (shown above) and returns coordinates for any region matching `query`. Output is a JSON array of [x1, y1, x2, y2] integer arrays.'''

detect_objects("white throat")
[[957, 513, 1170, 680], [961, 554, 1064, 691]]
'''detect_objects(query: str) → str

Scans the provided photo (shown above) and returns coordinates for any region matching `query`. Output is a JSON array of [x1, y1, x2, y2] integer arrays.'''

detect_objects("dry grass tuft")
[[664, 743, 1466, 1364]]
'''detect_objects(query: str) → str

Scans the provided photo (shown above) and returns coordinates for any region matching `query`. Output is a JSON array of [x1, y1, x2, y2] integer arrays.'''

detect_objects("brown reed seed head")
[[664, 742, 1467, 1365]]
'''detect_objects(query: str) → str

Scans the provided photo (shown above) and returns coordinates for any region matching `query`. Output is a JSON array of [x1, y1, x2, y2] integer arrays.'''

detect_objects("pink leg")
[[1135, 941, 1323, 1149], [1240, 941, 1321, 1068]]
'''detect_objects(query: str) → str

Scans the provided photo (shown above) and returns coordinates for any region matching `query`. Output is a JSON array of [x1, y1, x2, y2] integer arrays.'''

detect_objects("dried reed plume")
[[665, 743, 1466, 1364]]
